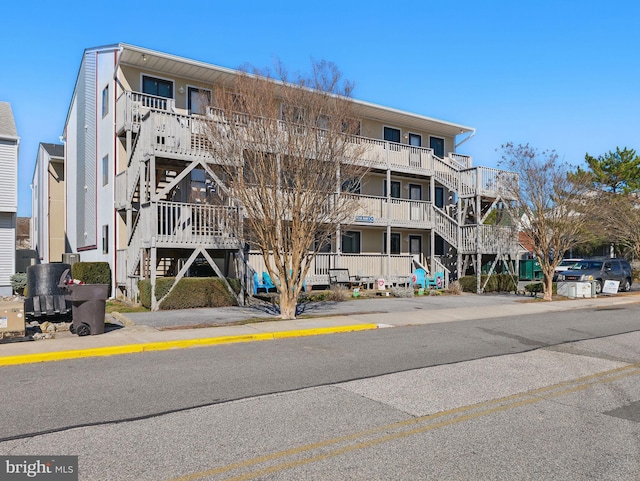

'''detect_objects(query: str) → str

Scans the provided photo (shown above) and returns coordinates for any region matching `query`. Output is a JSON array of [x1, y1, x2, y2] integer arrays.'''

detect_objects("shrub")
[[324, 286, 348, 302], [138, 277, 238, 309], [391, 286, 414, 298], [459, 274, 517, 293], [10, 273, 27, 295], [72, 262, 112, 292], [446, 280, 463, 295]]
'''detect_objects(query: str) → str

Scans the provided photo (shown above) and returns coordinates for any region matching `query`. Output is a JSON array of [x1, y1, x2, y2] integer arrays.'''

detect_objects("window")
[[408, 133, 422, 146], [383, 232, 401, 255], [384, 126, 401, 143], [102, 155, 109, 186], [314, 235, 332, 253], [102, 225, 109, 254], [383, 180, 401, 199], [142, 75, 173, 98], [341, 178, 361, 194], [409, 184, 422, 200], [188, 87, 212, 115], [434, 235, 445, 256], [430, 136, 445, 158], [102, 85, 109, 118], [342, 118, 361, 136], [435, 186, 445, 208], [317, 114, 330, 130], [281, 104, 306, 125], [409, 235, 422, 255], [342, 231, 361, 254]]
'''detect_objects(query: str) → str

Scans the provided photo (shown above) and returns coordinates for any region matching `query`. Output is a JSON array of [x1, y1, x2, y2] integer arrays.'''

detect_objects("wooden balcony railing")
[[117, 90, 517, 206], [247, 252, 413, 281], [459, 225, 519, 254], [153, 201, 240, 247]]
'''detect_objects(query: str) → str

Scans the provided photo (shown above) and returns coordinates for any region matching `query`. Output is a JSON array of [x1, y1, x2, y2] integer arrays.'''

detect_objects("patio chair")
[[412, 268, 428, 289], [328, 268, 352, 288], [253, 272, 268, 294], [426, 271, 445, 289], [262, 272, 277, 292]]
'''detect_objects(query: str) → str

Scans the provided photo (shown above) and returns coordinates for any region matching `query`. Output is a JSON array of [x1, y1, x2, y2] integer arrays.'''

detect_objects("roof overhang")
[[117, 44, 474, 138]]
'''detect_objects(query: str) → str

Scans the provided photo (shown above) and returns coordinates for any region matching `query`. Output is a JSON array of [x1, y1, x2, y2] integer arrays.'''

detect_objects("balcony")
[[116, 90, 516, 200], [343, 193, 433, 229]]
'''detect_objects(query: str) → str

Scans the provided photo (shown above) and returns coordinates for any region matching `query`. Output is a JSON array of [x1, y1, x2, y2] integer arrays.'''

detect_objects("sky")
[[2, 0, 639, 217]]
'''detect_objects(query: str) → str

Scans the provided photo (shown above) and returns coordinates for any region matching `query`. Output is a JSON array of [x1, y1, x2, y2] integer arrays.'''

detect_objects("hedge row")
[[72, 262, 112, 292], [458, 274, 518, 293], [138, 277, 239, 310]]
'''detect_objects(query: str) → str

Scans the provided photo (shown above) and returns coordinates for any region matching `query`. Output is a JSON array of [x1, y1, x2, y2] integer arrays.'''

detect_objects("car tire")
[[622, 279, 631, 292], [594, 280, 603, 295]]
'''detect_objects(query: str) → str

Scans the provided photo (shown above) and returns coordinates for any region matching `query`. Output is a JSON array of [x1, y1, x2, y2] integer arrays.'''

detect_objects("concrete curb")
[[0, 324, 379, 367]]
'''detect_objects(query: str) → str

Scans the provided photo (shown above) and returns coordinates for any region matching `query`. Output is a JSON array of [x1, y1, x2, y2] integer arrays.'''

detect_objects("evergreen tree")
[[574, 147, 640, 193]]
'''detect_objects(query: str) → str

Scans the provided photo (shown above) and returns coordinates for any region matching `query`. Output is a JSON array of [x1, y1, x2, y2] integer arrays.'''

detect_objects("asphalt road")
[[1, 303, 639, 432]]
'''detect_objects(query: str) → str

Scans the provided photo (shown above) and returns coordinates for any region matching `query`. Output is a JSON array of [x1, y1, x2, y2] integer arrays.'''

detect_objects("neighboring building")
[[0, 101, 19, 296], [31, 143, 65, 263], [61, 44, 519, 303], [16, 217, 31, 249]]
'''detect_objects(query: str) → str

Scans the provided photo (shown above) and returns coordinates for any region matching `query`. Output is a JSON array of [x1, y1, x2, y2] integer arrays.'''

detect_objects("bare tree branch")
[[203, 62, 370, 318], [499, 143, 598, 301]]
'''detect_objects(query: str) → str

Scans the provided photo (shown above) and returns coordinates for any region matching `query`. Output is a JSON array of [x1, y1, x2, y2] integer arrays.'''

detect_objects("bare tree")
[[499, 143, 597, 301], [595, 193, 640, 260], [204, 61, 369, 319]]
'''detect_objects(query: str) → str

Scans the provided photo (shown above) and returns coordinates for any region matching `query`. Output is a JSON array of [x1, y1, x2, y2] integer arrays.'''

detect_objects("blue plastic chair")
[[427, 271, 445, 289], [412, 268, 427, 289], [262, 272, 276, 292], [253, 272, 268, 294]]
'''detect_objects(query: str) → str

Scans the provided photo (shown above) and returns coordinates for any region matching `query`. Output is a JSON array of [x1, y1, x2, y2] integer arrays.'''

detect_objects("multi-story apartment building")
[[31, 143, 65, 263], [60, 44, 518, 302], [0, 101, 19, 296]]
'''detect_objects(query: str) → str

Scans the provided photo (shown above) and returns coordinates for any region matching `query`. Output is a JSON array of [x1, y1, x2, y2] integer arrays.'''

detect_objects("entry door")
[[409, 184, 422, 220], [409, 235, 422, 255], [188, 87, 211, 115], [408, 133, 422, 166], [430, 136, 445, 158], [384, 127, 401, 152]]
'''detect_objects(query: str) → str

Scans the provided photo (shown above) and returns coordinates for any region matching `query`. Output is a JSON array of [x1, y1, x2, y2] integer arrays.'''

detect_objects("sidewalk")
[[1, 292, 639, 366]]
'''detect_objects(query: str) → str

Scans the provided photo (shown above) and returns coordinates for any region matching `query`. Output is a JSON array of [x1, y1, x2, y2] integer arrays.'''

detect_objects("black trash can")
[[24, 263, 72, 319], [66, 284, 109, 336]]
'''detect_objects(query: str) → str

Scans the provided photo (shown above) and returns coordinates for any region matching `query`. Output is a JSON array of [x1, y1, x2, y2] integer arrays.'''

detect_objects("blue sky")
[[2, 0, 639, 217]]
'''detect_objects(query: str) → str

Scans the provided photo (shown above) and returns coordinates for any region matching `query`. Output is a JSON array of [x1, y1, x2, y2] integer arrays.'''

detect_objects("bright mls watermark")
[[0, 456, 77, 480]]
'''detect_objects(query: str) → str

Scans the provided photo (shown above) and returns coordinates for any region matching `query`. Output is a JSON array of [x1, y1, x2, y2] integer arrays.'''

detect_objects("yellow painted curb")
[[0, 324, 378, 367]]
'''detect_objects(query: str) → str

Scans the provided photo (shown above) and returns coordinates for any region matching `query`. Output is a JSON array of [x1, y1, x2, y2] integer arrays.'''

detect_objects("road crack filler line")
[[167, 363, 640, 481]]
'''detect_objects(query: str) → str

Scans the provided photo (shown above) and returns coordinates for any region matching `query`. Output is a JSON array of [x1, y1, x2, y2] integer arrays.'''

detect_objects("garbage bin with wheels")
[[65, 284, 109, 336]]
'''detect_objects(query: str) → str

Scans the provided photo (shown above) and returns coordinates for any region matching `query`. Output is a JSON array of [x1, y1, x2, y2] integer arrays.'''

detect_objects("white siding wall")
[[66, 99, 78, 253], [0, 140, 18, 212], [0, 213, 16, 295], [95, 50, 117, 267], [64, 46, 119, 296], [31, 145, 47, 262]]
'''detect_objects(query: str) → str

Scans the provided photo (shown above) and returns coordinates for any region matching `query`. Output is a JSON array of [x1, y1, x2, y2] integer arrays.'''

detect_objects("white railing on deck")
[[155, 201, 239, 246], [433, 207, 458, 246], [476, 167, 518, 199], [459, 225, 518, 254], [448, 153, 472, 169], [341, 194, 433, 226], [115, 171, 127, 209], [116, 249, 127, 285], [247, 252, 413, 282], [116, 91, 176, 132]]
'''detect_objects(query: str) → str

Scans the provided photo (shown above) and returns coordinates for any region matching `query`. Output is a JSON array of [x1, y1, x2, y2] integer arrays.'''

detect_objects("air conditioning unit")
[[62, 253, 81, 265]]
